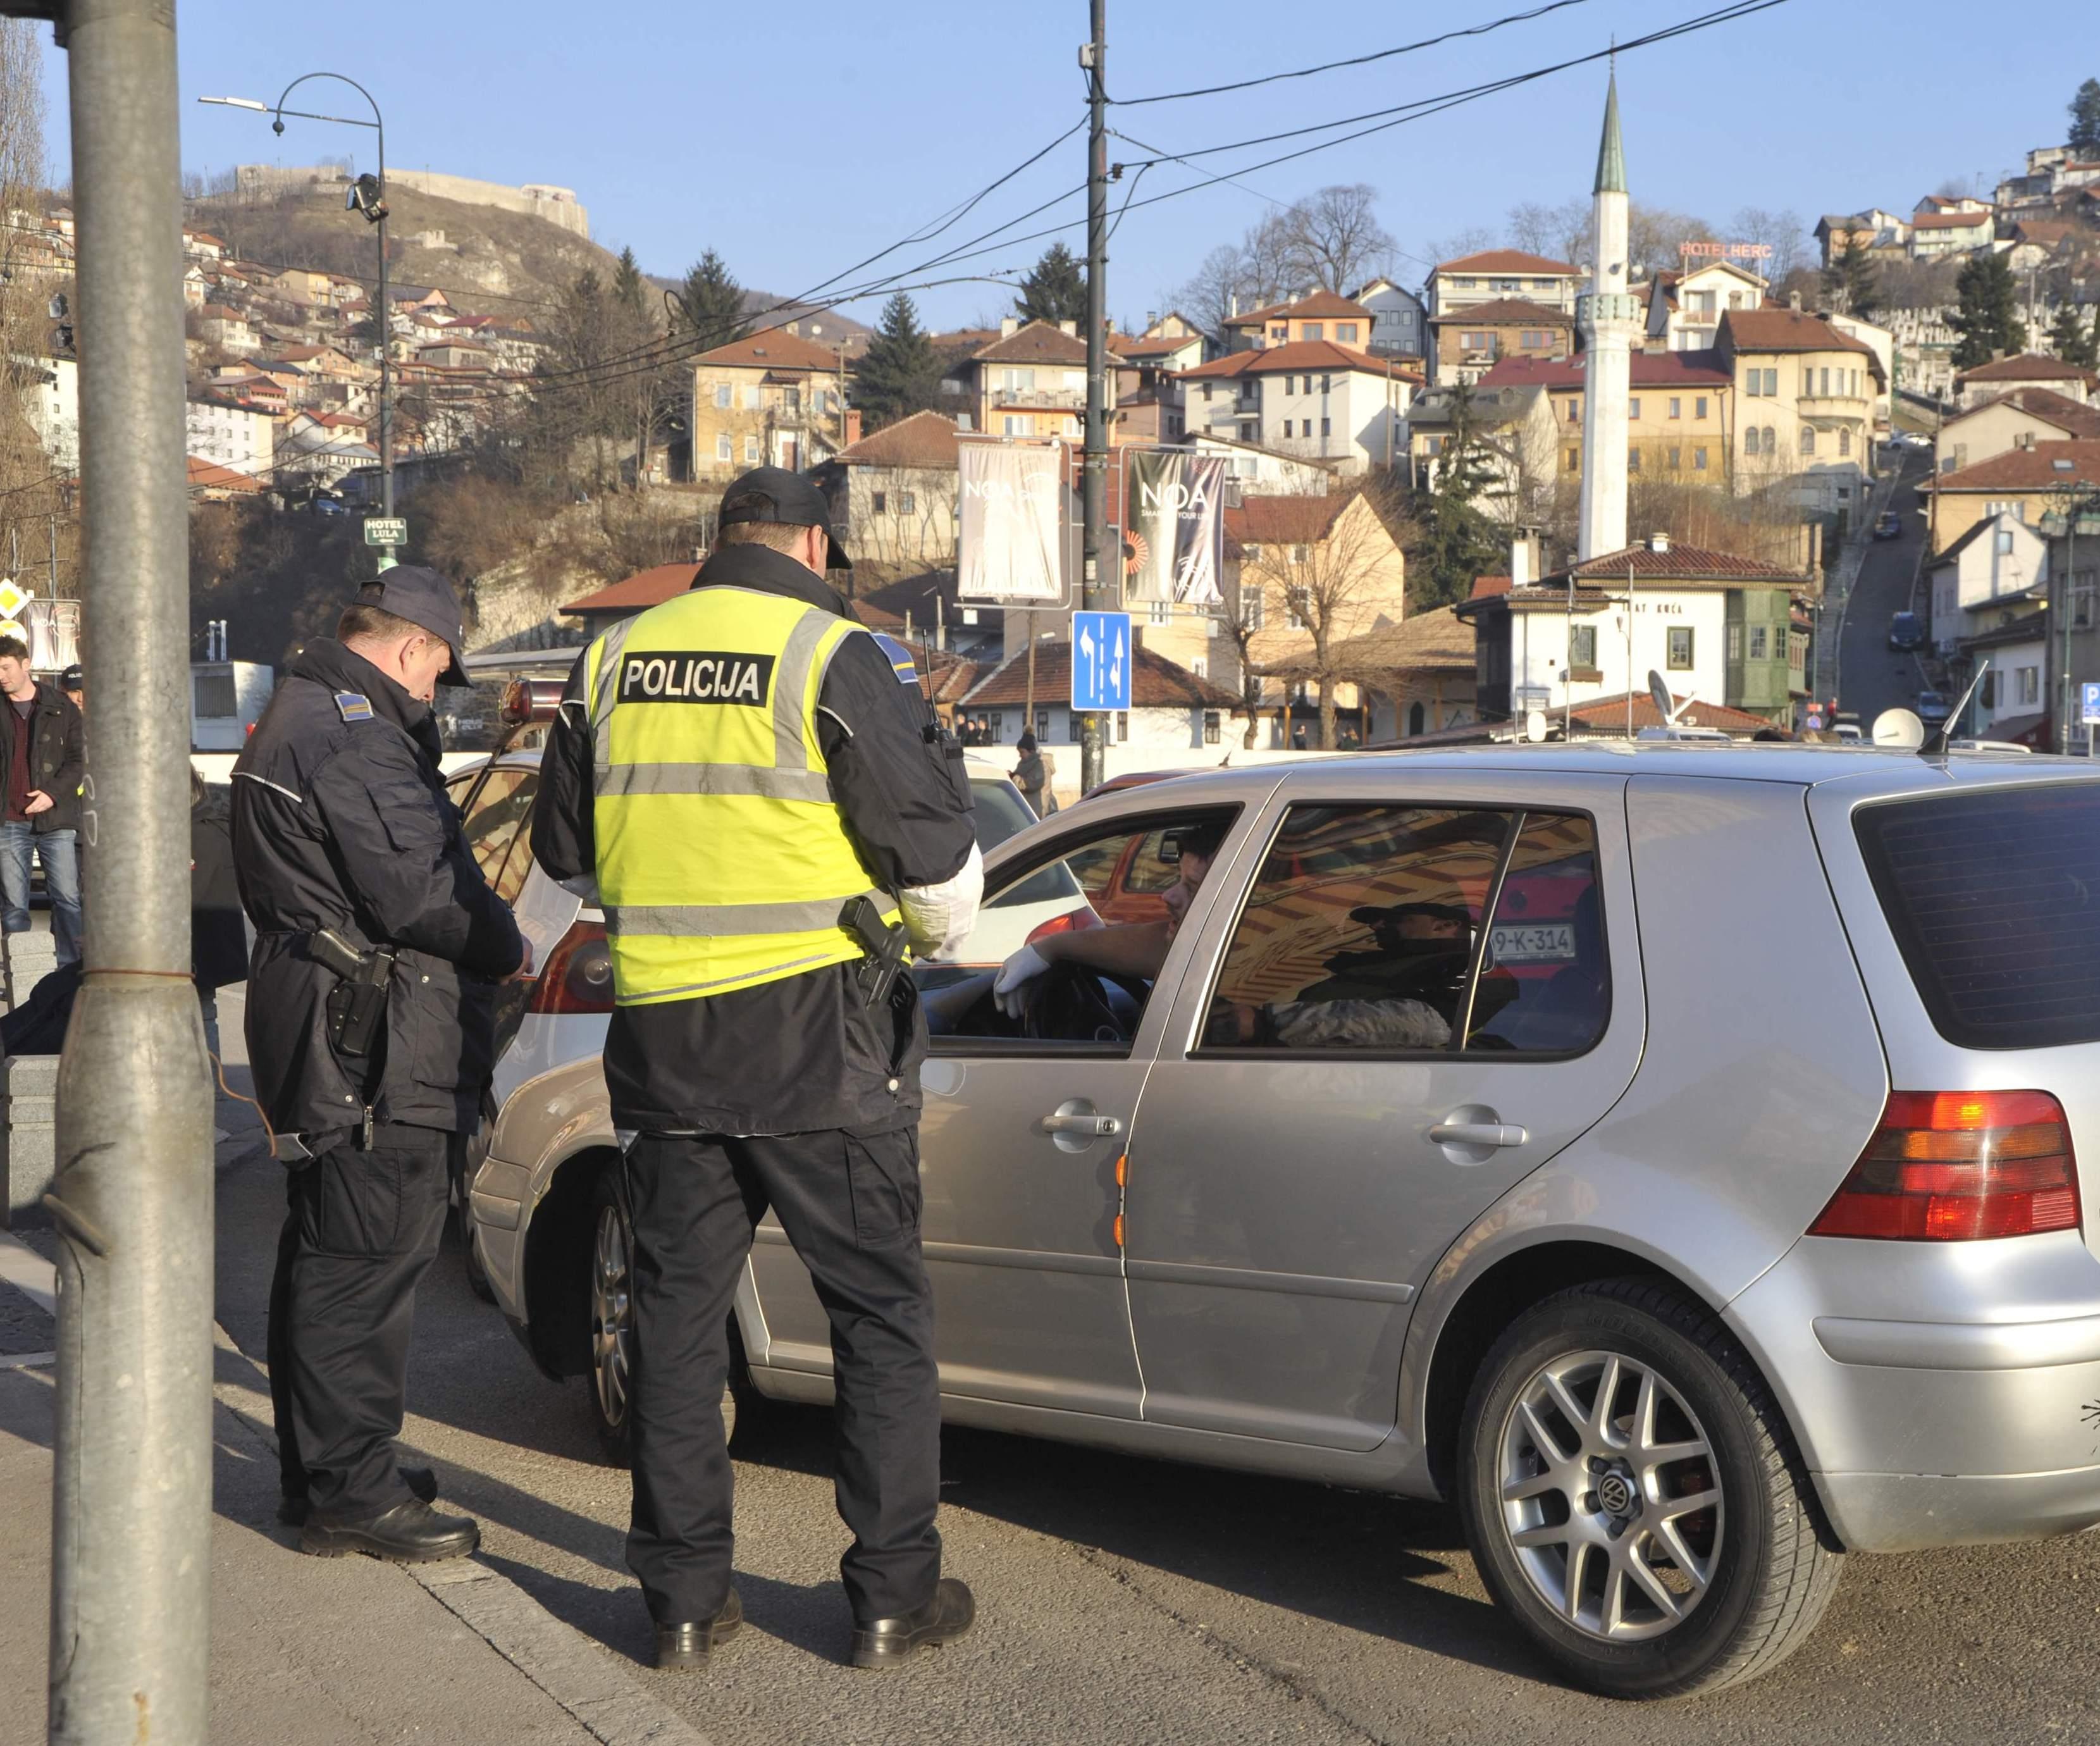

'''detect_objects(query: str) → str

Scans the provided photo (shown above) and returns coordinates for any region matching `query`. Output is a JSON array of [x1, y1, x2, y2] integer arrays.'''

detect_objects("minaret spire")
[[1576, 71, 1635, 562]]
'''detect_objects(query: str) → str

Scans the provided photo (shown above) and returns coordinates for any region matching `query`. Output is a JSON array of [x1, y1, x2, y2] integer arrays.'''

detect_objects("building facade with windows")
[[1350, 277, 1428, 362], [686, 329, 847, 481], [1424, 249, 1583, 319], [1475, 351, 1732, 489], [967, 318, 1106, 440], [1220, 290, 1378, 354], [1173, 340, 1414, 475], [808, 409, 961, 569], [1715, 304, 1881, 514], [1924, 440, 2100, 554], [1425, 297, 1573, 385]]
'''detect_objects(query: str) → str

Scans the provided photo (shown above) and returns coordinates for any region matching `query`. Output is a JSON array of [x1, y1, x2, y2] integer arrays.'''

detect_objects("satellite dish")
[[1524, 709, 1548, 744], [1646, 669, 1677, 724], [1872, 708, 1925, 748]]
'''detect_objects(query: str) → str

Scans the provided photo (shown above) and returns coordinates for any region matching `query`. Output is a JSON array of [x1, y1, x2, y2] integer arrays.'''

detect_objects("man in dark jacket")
[[232, 567, 526, 1563], [0, 636, 85, 966]]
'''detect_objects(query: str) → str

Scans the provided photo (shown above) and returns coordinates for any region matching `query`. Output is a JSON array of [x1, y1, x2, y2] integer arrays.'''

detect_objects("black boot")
[[653, 1587, 743, 1671], [851, 1577, 975, 1669], [299, 1497, 479, 1563], [279, 1464, 438, 1527]]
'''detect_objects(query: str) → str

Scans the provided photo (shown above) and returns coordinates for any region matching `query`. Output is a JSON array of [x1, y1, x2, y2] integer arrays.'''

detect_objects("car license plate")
[[1490, 922, 1575, 964]]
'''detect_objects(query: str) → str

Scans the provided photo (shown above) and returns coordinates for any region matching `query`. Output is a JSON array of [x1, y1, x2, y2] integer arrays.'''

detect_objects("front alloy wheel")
[[1459, 1279, 1839, 1699]]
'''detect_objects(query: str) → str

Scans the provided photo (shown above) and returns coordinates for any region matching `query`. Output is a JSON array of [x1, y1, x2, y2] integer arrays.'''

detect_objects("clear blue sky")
[[37, 1, 2081, 329]]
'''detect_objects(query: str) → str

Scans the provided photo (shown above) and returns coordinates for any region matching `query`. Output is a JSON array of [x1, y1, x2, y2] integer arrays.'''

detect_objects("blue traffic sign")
[[2083, 681, 2100, 726], [1070, 610, 1132, 712]]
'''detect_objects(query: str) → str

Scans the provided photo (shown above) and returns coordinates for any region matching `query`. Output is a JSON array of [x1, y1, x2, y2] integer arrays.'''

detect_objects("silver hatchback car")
[[468, 743, 2100, 1698]]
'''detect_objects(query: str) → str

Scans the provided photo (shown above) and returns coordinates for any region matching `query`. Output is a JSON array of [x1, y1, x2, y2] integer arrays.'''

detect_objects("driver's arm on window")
[[1031, 918, 1177, 981]]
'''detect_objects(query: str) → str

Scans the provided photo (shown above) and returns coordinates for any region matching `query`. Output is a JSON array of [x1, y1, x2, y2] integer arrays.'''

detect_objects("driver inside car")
[[1204, 901, 1467, 1049], [992, 816, 1229, 1017]]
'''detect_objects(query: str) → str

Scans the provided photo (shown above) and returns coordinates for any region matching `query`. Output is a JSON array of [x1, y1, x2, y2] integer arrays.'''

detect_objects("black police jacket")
[[531, 543, 976, 1137], [0, 682, 85, 834], [231, 640, 524, 1141]]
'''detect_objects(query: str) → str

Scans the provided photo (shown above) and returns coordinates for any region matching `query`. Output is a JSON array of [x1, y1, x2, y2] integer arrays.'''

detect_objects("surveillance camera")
[[272, 120, 284, 135]]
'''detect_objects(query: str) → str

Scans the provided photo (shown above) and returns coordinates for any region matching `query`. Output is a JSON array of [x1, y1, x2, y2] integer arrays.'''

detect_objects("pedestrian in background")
[[59, 662, 83, 717], [532, 467, 982, 1673], [1012, 729, 1055, 817], [232, 567, 528, 1563], [0, 636, 84, 967]]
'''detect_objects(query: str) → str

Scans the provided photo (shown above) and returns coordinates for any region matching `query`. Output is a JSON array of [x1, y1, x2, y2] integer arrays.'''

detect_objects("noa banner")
[[1123, 449, 1226, 607], [958, 440, 1067, 602]]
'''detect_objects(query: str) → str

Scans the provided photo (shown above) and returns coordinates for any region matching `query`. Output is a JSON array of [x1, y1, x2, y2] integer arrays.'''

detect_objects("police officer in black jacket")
[[232, 568, 526, 1562]]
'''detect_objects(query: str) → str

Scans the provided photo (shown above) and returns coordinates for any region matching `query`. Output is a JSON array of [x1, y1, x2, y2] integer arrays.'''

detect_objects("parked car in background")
[[1887, 611, 1925, 652], [1915, 689, 1951, 724], [467, 741, 2100, 1700], [1872, 512, 1902, 541]]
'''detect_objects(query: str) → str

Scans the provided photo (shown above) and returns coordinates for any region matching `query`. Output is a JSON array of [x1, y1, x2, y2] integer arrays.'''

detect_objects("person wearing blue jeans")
[[0, 638, 86, 969]]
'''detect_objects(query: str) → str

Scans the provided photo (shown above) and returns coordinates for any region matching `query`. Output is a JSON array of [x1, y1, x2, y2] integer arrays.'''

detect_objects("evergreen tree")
[[1407, 386, 1504, 612], [1015, 242, 1087, 325], [854, 292, 941, 431], [674, 249, 748, 347], [1948, 253, 2028, 369], [611, 245, 649, 322], [2069, 77, 2100, 158], [2052, 300, 2100, 371], [1821, 233, 1879, 318]]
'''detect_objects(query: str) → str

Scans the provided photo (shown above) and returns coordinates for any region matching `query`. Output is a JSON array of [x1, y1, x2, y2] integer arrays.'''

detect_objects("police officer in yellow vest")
[[531, 468, 982, 1672]]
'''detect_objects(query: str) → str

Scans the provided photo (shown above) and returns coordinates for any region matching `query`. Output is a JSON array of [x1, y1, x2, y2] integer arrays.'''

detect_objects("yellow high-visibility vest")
[[584, 585, 896, 1005]]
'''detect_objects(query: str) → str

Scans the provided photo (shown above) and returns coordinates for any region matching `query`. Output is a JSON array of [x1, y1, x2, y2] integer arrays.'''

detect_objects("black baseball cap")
[[355, 565, 471, 687], [718, 466, 851, 571], [59, 664, 82, 691]]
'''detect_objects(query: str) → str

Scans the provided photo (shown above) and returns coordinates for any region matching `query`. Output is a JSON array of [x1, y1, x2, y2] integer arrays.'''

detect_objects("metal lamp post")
[[198, 73, 393, 566]]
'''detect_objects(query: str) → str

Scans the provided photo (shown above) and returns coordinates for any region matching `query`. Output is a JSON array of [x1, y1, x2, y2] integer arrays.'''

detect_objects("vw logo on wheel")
[[1597, 1473, 1634, 1516]]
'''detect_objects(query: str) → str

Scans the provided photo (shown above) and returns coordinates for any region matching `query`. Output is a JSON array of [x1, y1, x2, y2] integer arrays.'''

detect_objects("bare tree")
[[1731, 206, 1810, 282], [1173, 209, 1305, 340], [1240, 483, 1411, 749], [1627, 203, 1715, 275], [1505, 202, 1558, 257], [1423, 226, 1500, 267], [1285, 185, 1395, 294]]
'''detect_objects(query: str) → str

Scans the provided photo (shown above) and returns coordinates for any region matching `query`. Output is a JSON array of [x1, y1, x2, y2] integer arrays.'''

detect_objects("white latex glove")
[[897, 842, 984, 961], [993, 942, 1051, 1017]]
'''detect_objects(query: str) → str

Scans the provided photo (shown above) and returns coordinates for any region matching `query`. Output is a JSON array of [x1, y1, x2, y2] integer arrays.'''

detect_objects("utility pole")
[[1079, 0, 1108, 793], [35, 0, 218, 1740]]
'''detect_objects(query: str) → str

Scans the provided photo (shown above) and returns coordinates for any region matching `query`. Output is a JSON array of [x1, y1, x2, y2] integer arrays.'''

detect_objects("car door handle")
[[1428, 1121, 1528, 1148], [1041, 1112, 1123, 1137]]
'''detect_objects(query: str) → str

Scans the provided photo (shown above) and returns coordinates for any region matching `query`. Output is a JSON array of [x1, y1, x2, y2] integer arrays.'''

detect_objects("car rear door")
[[1121, 765, 1646, 1450]]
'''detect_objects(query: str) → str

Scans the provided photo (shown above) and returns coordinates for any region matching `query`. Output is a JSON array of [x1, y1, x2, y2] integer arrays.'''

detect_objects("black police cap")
[[718, 466, 852, 573], [354, 566, 471, 688]]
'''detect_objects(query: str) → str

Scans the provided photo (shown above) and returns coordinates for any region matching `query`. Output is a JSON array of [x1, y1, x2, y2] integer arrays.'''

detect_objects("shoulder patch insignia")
[[870, 631, 918, 686], [333, 691, 373, 722]]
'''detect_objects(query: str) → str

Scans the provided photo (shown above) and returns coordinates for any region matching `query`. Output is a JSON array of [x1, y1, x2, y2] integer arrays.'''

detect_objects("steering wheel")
[[1021, 959, 1131, 1044]]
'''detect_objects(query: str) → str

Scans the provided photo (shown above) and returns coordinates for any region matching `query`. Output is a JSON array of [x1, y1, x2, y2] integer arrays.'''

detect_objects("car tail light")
[[525, 919, 615, 1015], [1025, 907, 1102, 947], [1808, 1090, 2080, 1241]]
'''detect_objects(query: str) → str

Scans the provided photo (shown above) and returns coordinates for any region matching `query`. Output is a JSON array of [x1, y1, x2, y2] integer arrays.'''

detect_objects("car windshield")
[[1854, 782, 2100, 1049], [969, 776, 1038, 855]]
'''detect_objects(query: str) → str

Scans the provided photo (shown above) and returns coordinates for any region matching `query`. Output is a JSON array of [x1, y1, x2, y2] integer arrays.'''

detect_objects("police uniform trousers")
[[268, 1123, 452, 1520], [623, 1125, 941, 1626]]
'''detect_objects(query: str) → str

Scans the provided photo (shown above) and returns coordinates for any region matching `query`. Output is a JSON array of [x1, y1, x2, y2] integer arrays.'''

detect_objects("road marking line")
[[0, 1231, 56, 1315]]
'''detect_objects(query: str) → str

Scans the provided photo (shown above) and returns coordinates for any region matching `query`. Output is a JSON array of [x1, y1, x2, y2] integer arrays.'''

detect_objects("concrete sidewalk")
[[0, 989, 713, 1745]]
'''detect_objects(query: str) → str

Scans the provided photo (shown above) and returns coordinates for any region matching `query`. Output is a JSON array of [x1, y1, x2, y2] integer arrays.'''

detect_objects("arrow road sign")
[[1070, 610, 1132, 712]]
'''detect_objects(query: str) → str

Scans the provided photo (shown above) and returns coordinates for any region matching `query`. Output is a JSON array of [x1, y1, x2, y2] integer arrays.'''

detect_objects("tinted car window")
[[968, 776, 1035, 856], [1855, 783, 2100, 1049], [1467, 813, 1609, 1054], [1204, 805, 1509, 1051]]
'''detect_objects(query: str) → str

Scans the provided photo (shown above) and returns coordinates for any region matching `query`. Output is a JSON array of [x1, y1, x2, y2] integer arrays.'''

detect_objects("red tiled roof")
[[972, 320, 1089, 365], [832, 409, 961, 469], [1568, 691, 1774, 733], [1720, 307, 1881, 370], [1469, 574, 1512, 599], [1929, 438, 2100, 493], [561, 563, 698, 617], [850, 597, 906, 632], [1946, 385, 2100, 439], [1427, 297, 1573, 328], [963, 640, 1242, 710], [1552, 542, 1805, 583], [1225, 290, 1375, 326], [1223, 494, 1352, 546], [1433, 249, 1580, 276], [1476, 350, 1731, 390], [1176, 337, 1388, 380], [185, 457, 262, 493], [1956, 352, 2100, 388], [691, 329, 838, 372]]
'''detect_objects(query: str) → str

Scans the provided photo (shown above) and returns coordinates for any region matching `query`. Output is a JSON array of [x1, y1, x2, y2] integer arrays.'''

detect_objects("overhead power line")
[[1114, 0, 1597, 106]]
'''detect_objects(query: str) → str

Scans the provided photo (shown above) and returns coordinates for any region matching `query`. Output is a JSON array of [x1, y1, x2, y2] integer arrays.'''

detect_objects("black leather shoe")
[[299, 1497, 479, 1563], [279, 1464, 438, 1527], [851, 1577, 975, 1669], [653, 1587, 743, 1671]]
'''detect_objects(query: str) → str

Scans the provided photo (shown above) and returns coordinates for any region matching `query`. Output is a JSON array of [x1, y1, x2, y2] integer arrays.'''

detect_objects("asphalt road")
[[208, 1132, 2100, 1745], [1834, 449, 1936, 731]]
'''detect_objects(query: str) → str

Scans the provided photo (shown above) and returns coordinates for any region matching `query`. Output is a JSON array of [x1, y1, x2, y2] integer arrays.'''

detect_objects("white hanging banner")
[[1121, 449, 1226, 606], [957, 440, 1066, 603]]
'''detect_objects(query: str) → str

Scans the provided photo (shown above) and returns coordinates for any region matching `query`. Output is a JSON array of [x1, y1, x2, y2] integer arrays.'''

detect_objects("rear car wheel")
[[584, 1156, 772, 1467], [1457, 1279, 1839, 1699]]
